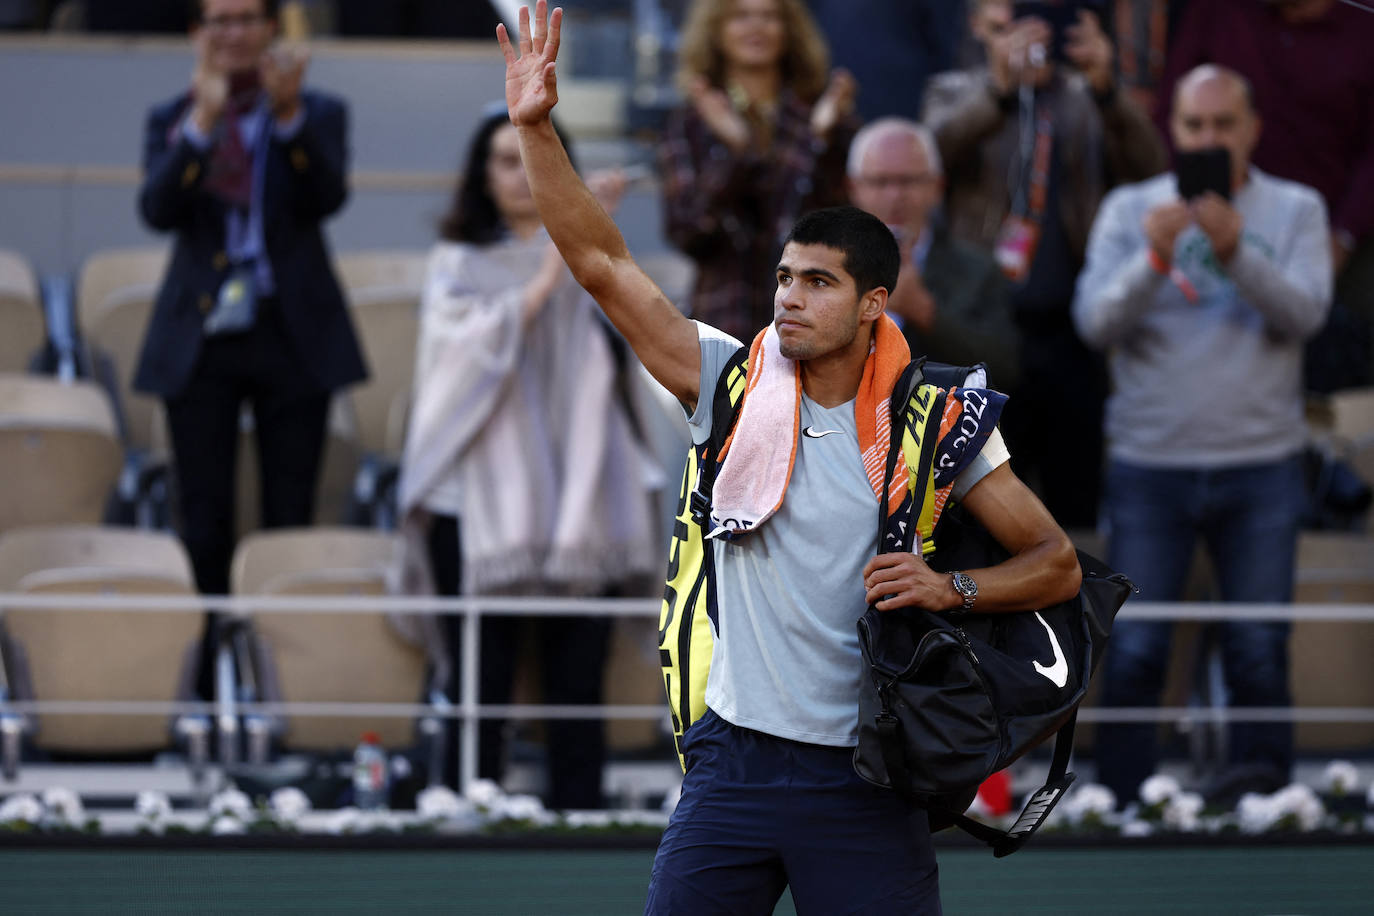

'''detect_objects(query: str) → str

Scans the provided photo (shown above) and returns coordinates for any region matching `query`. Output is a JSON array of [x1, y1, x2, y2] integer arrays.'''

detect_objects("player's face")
[[773, 242, 873, 361]]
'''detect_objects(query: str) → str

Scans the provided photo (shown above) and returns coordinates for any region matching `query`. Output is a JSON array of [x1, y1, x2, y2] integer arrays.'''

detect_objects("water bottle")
[[352, 731, 390, 810]]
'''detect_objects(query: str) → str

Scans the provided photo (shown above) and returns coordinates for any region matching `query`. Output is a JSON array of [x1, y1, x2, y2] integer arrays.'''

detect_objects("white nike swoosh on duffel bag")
[[1032, 612, 1068, 688]]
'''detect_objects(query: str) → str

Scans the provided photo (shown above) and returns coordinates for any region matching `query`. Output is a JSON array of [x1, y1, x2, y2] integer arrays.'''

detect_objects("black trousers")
[[428, 514, 611, 810], [164, 301, 330, 695]]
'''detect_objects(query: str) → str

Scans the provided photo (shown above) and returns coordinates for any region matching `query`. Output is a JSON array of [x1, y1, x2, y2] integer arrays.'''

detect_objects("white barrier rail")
[[2, 593, 1371, 790], [0, 594, 1371, 620]]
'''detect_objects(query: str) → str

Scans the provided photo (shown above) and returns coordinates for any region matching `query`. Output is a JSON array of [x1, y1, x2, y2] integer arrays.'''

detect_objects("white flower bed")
[[2, 764, 1372, 838]]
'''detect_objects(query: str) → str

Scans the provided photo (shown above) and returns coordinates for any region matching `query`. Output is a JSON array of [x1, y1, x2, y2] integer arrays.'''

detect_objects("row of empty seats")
[[0, 523, 1370, 777], [0, 249, 45, 378], [0, 244, 700, 538], [0, 247, 434, 535], [0, 524, 438, 779]]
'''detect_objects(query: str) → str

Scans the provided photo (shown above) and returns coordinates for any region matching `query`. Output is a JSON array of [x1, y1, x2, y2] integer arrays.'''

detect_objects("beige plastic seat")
[[0, 375, 123, 533], [345, 287, 419, 458], [1328, 387, 1374, 499], [231, 527, 436, 752], [76, 247, 171, 452], [0, 249, 45, 375], [76, 247, 170, 327], [333, 250, 427, 298], [1292, 532, 1374, 750], [0, 525, 202, 755]]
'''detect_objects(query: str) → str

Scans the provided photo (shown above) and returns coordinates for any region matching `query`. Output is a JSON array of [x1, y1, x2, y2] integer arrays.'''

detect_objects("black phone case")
[[1175, 148, 1231, 201]]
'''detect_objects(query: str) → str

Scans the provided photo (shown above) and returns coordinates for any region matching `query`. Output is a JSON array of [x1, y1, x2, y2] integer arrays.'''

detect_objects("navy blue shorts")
[[646, 709, 941, 915]]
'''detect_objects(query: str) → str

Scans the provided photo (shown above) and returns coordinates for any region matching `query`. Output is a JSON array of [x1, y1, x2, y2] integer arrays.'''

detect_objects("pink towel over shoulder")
[[709, 316, 911, 538]]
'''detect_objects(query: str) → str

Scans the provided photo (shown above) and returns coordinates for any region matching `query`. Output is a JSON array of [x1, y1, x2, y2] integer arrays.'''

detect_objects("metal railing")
[[0, 593, 1371, 791]]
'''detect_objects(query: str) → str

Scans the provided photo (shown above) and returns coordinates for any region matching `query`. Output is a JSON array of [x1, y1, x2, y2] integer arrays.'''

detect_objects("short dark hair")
[[437, 108, 577, 245], [783, 206, 900, 296], [189, 0, 279, 23]]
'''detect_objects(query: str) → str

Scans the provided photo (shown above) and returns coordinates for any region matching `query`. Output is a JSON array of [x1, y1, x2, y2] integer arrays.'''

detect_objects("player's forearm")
[[516, 119, 628, 297], [962, 533, 1081, 613]]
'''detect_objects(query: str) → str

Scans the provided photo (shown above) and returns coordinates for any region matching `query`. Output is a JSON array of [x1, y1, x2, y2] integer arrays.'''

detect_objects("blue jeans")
[[646, 710, 941, 915], [1095, 456, 1304, 805]]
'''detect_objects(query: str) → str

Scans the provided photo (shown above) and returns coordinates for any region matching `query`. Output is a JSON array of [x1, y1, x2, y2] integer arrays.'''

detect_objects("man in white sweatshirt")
[[1073, 64, 1331, 807]]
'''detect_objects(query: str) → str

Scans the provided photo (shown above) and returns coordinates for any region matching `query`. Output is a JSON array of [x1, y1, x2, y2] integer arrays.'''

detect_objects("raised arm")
[[498, 2, 701, 406]]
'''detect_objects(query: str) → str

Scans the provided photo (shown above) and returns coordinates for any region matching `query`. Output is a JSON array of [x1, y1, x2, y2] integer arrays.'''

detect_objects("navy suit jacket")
[[134, 89, 368, 397]]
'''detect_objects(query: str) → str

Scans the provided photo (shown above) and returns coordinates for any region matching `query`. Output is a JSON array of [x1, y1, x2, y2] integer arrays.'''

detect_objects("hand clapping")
[[262, 43, 309, 125], [809, 68, 856, 140], [686, 76, 752, 152], [190, 30, 229, 134]]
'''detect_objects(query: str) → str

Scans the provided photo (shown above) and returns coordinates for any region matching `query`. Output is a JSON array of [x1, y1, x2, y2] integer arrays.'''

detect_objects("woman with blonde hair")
[[660, 0, 859, 340]]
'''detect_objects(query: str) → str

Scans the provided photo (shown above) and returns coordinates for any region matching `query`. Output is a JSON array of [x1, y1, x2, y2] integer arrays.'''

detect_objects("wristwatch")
[[950, 571, 978, 609]]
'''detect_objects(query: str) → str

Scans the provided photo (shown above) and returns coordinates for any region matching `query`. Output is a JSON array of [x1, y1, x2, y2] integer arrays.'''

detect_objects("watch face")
[[953, 572, 977, 600]]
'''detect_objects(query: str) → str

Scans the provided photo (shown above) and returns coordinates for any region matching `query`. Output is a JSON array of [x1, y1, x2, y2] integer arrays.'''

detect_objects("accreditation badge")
[[993, 214, 1041, 284]]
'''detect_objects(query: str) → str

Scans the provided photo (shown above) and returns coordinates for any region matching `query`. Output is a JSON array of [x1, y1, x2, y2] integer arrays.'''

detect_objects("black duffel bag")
[[852, 361, 1136, 856], [854, 542, 1133, 854]]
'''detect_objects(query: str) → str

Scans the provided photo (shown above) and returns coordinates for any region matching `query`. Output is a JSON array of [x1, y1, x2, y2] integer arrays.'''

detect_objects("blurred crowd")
[[3, 0, 1371, 811]]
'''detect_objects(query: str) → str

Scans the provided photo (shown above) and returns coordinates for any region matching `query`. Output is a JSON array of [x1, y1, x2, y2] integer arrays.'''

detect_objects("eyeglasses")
[[202, 13, 267, 31]]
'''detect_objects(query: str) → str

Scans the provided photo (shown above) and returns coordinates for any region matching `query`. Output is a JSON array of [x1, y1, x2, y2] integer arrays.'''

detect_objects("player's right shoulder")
[[694, 320, 744, 349]]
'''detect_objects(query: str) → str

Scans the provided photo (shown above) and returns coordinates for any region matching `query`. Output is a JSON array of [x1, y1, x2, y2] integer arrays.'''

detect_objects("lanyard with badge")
[[203, 102, 271, 337], [993, 84, 1053, 284]]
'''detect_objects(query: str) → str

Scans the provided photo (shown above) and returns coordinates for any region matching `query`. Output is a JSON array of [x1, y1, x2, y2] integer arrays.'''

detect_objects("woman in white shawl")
[[398, 107, 660, 809]]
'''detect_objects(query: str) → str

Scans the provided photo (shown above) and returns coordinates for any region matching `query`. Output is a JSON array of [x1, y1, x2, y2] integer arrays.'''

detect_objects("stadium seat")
[[346, 286, 418, 459], [230, 527, 448, 760], [339, 287, 419, 528], [333, 249, 427, 297], [0, 374, 123, 533], [0, 248, 45, 375], [333, 252, 426, 517], [76, 247, 169, 327], [76, 261, 166, 454], [1292, 532, 1374, 750], [0, 524, 207, 777], [75, 248, 174, 526], [1328, 386, 1374, 499]]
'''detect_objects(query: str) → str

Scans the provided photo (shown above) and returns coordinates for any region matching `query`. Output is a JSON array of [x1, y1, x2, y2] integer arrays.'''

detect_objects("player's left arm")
[[863, 464, 1080, 612], [955, 464, 1081, 611]]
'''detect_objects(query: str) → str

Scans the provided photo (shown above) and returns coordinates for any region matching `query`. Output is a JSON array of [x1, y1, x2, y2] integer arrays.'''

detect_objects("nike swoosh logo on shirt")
[[802, 426, 845, 439], [1032, 612, 1068, 688]]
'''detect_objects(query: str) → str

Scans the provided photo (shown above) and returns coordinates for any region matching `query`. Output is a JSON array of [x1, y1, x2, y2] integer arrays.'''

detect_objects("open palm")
[[497, 0, 562, 127]]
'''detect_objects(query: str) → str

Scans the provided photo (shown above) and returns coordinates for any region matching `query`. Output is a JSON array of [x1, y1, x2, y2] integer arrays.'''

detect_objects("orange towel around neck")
[[710, 315, 911, 538]]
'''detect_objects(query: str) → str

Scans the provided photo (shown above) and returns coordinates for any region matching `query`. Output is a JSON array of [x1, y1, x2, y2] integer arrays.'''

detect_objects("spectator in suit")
[[659, 0, 857, 341], [134, 0, 366, 679], [846, 117, 1019, 389], [1074, 65, 1331, 805], [923, 0, 1166, 528]]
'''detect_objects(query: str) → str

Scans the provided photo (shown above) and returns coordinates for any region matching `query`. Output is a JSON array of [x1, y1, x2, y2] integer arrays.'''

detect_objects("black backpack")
[[852, 360, 1136, 856]]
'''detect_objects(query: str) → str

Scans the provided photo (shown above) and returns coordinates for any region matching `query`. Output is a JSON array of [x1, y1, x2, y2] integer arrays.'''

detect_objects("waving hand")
[[491, 2, 702, 408], [497, 0, 563, 127]]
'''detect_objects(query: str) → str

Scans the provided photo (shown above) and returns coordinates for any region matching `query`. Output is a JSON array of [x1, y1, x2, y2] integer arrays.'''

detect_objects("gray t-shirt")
[[688, 323, 1008, 746]]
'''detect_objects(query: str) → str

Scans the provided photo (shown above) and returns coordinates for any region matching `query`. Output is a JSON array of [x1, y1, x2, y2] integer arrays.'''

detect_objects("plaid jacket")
[[658, 90, 855, 341]]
